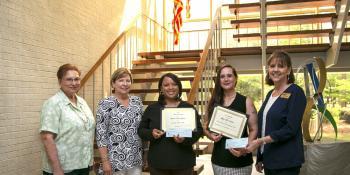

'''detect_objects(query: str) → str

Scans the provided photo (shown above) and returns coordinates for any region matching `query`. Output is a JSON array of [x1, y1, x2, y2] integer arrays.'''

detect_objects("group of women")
[[39, 50, 307, 175]]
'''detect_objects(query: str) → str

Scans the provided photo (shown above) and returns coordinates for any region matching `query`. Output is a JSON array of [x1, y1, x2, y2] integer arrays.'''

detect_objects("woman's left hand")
[[173, 135, 185, 143], [229, 148, 247, 157], [246, 139, 261, 153]]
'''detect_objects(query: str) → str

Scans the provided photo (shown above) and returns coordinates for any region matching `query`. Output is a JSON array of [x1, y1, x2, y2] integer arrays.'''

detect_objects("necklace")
[[272, 84, 290, 97]]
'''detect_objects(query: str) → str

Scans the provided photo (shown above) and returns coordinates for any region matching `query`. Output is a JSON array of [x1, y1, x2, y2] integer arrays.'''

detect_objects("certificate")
[[161, 108, 196, 137], [208, 106, 247, 139], [225, 138, 248, 149]]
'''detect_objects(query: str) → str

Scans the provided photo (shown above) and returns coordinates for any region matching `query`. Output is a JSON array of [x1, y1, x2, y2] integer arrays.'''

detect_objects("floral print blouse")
[[95, 95, 143, 173]]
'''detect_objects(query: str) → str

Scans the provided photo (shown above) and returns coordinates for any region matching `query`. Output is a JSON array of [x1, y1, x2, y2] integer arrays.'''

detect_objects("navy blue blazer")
[[257, 84, 306, 170]]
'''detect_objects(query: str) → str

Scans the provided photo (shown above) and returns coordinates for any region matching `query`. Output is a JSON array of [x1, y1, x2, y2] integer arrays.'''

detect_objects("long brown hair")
[[206, 64, 238, 123]]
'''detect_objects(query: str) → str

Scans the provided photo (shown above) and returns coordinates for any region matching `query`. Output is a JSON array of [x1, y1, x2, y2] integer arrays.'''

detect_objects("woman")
[[40, 64, 95, 175], [138, 73, 203, 175], [246, 50, 307, 175], [204, 64, 258, 175], [95, 68, 143, 175]]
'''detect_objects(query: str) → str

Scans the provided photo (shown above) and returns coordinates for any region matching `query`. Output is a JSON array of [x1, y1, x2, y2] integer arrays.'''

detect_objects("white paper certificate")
[[225, 138, 248, 149], [161, 108, 196, 137], [208, 106, 247, 139]]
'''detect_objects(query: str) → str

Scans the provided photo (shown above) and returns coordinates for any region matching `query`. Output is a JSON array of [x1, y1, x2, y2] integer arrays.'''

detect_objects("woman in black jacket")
[[247, 50, 307, 175], [138, 73, 203, 175]]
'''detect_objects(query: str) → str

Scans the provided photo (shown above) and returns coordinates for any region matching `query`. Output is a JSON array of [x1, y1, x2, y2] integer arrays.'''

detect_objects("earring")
[[287, 74, 290, 80]]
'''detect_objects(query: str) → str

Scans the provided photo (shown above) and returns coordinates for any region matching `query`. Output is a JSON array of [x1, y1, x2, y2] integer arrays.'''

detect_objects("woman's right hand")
[[102, 160, 112, 175], [52, 169, 64, 175], [255, 161, 264, 173], [205, 130, 222, 142], [152, 129, 165, 139]]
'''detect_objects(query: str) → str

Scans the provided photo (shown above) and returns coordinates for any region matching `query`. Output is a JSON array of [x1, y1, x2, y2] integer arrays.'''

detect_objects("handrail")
[[79, 13, 171, 88], [187, 6, 222, 104], [80, 31, 126, 87]]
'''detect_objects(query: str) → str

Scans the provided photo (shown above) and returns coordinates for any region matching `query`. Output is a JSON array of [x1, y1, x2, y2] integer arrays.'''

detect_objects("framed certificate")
[[161, 108, 196, 137], [208, 106, 247, 139]]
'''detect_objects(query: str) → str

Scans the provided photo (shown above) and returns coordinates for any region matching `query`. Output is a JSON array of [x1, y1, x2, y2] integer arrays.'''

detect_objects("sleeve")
[[182, 107, 204, 145], [270, 86, 307, 142], [95, 99, 110, 147], [137, 105, 155, 141], [40, 100, 60, 134]]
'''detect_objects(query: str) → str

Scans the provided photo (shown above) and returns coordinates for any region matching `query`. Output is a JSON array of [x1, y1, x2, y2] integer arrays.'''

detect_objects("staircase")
[[82, 7, 221, 174], [131, 50, 200, 105], [81, 1, 350, 174]]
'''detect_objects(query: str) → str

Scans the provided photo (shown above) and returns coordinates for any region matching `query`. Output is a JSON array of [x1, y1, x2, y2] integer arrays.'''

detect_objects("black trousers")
[[149, 166, 193, 175], [265, 166, 301, 175], [43, 167, 90, 175]]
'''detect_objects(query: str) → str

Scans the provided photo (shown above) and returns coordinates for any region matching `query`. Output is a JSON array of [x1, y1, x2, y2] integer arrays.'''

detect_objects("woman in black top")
[[204, 65, 258, 175], [138, 73, 203, 175]]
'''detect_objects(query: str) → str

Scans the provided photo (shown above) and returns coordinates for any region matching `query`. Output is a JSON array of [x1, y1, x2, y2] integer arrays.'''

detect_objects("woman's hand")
[[207, 131, 223, 142], [255, 161, 264, 173], [52, 169, 64, 175], [102, 160, 112, 175], [173, 135, 185, 143], [152, 129, 165, 139], [228, 148, 247, 157]]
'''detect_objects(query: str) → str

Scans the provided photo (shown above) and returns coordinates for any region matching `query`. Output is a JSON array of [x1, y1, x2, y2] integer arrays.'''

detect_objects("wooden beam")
[[132, 57, 200, 65], [326, 0, 350, 67]]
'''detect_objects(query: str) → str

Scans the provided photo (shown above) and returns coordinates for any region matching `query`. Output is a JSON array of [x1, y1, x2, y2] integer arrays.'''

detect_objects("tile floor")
[[142, 154, 263, 175]]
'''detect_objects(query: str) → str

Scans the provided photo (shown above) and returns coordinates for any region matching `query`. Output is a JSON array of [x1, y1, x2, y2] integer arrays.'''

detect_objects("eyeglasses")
[[63, 77, 81, 83]]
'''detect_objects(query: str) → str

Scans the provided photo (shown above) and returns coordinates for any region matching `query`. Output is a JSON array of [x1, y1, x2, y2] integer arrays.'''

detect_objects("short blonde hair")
[[110, 68, 133, 92]]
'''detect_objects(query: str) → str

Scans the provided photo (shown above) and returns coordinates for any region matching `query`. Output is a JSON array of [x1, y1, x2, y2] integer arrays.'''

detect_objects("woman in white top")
[[96, 68, 143, 175]]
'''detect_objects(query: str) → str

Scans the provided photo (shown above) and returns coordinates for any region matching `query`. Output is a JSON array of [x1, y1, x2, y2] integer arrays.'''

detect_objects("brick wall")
[[0, 0, 124, 174]]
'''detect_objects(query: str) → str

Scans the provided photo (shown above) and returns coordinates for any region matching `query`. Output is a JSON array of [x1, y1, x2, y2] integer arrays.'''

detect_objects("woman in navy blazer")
[[246, 50, 306, 175]]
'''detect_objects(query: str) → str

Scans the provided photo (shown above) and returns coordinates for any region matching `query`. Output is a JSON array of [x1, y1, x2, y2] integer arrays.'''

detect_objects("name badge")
[[280, 92, 291, 99]]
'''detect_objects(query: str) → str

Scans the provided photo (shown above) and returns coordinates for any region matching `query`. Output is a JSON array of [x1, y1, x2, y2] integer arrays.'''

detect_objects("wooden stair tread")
[[132, 57, 200, 65], [267, 13, 336, 26], [233, 33, 260, 38], [131, 67, 197, 73], [131, 88, 191, 93], [194, 145, 209, 155], [193, 163, 204, 175], [226, 0, 334, 14], [231, 13, 336, 28], [221, 47, 262, 56], [134, 77, 194, 83], [220, 44, 331, 55], [340, 42, 350, 51], [267, 44, 330, 53], [226, 2, 261, 14], [138, 50, 201, 59], [267, 29, 333, 39], [267, 0, 336, 11]]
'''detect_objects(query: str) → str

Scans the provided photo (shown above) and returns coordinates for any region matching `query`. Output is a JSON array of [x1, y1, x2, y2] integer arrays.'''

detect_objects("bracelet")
[[259, 138, 266, 145]]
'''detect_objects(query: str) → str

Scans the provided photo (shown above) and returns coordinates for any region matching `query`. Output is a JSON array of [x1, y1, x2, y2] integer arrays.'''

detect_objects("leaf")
[[314, 105, 338, 139]]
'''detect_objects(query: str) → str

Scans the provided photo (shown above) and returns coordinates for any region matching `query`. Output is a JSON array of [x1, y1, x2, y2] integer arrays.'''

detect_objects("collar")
[[57, 89, 83, 107]]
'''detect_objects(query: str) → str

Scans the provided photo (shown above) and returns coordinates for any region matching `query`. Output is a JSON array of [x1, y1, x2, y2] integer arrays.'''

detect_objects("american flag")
[[172, 0, 183, 45]]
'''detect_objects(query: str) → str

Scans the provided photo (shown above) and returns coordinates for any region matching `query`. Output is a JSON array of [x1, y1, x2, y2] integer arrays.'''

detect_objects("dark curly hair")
[[157, 73, 183, 105]]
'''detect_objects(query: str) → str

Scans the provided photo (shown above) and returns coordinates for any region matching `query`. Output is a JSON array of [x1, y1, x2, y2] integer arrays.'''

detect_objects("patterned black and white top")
[[95, 95, 143, 173]]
